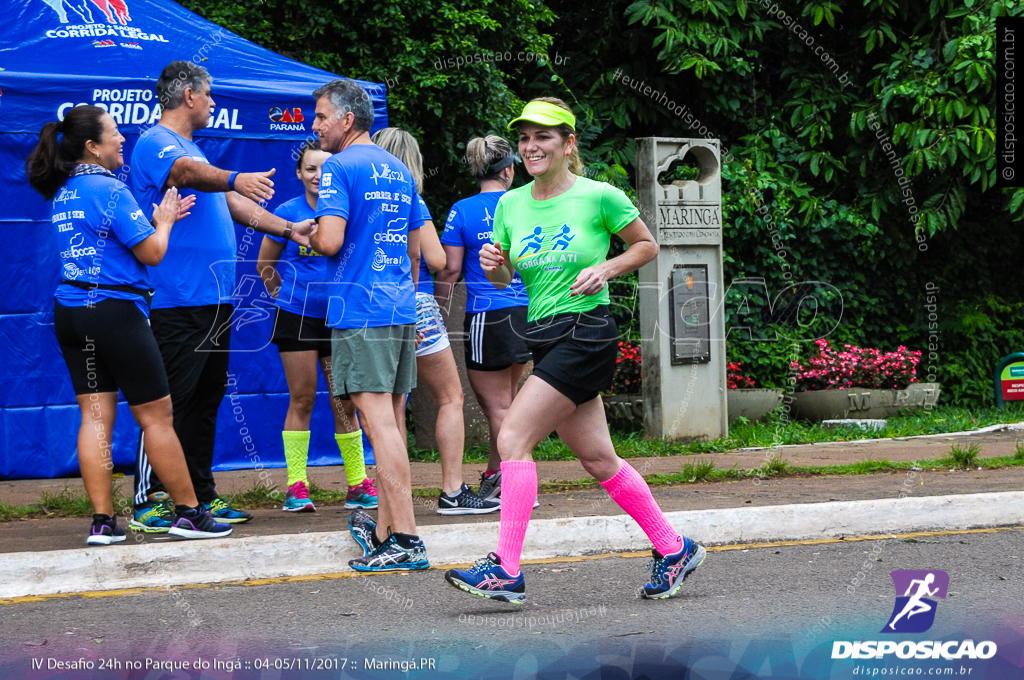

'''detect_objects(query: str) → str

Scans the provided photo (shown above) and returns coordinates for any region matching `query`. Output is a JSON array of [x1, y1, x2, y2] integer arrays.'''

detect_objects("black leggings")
[[54, 298, 170, 406]]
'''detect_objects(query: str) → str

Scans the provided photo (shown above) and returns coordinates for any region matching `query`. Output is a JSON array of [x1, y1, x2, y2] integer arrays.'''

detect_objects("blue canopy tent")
[[0, 0, 386, 479]]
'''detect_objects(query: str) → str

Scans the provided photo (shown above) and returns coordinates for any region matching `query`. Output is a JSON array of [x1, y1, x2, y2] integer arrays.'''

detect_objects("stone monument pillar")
[[635, 138, 728, 441]]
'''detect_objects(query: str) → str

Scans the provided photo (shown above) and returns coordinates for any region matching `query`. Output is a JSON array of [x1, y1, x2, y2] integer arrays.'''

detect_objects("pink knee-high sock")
[[600, 460, 683, 556], [494, 460, 537, 575]]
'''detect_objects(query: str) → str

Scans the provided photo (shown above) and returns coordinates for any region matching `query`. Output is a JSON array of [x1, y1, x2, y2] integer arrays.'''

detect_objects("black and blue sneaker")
[[203, 496, 252, 524], [348, 530, 428, 572], [86, 514, 126, 546], [168, 506, 233, 539], [444, 552, 526, 604], [348, 509, 377, 557], [640, 537, 706, 599], [130, 500, 174, 533]]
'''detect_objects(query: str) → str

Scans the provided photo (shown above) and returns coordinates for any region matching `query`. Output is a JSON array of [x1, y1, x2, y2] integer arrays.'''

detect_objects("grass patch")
[[1014, 440, 1024, 461], [406, 404, 1024, 463], [762, 455, 789, 476], [0, 499, 20, 522], [850, 458, 893, 475], [943, 443, 981, 470], [226, 481, 282, 510], [681, 456, 716, 483], [309, 481, 348, 505], [37, 484, 129, 517]]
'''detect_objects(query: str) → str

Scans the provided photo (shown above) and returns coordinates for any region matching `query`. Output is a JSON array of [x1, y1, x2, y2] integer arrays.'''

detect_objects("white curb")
[[2, 491, 1022, 599]]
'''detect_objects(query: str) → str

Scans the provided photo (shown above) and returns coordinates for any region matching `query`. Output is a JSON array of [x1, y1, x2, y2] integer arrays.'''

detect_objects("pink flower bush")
[[728, 362, 756, 389], [792, 339, 921, 392]]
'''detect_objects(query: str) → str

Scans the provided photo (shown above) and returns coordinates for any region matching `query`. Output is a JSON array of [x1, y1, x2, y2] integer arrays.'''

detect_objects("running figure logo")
[[519, 226, 545, 255], [551, 224, 574, 250], [881, 570, 949, 633]]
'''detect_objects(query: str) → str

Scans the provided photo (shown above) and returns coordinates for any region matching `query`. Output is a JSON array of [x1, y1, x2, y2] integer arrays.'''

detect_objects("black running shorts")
[[54, 298, 171, 406], [525, 305, 619, 406], [271, 308, 332, 358], [463, 306, 532, 371]]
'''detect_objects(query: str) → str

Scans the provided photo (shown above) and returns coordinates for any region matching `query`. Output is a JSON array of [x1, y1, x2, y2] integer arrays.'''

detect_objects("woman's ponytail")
[[26, 105, 106, 200]]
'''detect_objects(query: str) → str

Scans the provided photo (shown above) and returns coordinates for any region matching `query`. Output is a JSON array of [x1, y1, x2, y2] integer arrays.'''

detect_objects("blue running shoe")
[[344, 478, 378, 509], [348, 509, 377, 557], [444, 552, 526, 604], [203, 496, 252, 524], [641, 537, 706, 600], [283, 481, 316, 512], [130, 501, 174, 533], [348, 531, 428, 572], [87, 514, 126, 546], [168, 507, 233, 539]]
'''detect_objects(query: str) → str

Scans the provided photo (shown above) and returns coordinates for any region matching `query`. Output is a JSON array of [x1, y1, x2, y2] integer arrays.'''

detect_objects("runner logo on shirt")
[[370, 163, 405, 185], [483, 206, 494, 227], [515, 223, 577, 270]]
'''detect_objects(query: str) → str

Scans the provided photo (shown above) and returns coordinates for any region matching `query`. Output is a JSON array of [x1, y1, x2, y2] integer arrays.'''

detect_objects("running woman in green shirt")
[[444, 97, 705, 603]]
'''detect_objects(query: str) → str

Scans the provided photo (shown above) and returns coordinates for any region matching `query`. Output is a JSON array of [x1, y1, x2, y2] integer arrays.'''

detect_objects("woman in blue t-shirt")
[[436, 136, 532, 503], [371, 128, 498, 516], [25, 105, 232, 545], [256, 140, 374, 513]]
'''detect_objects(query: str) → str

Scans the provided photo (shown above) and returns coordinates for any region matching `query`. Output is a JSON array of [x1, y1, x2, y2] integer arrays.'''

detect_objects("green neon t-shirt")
[[492, 176, 640, 321]]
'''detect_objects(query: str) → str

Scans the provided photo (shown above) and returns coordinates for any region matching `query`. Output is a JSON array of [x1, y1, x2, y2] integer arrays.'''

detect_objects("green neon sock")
[[282, 430, 310, 487], [336, 430, 366, 487]]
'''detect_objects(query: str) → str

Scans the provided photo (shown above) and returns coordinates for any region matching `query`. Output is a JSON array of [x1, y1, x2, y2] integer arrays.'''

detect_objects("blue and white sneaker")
[[444, 552, 526, 604], [168, 507, 233, 539], [203, 496, 252, 524], [130, 501, 174, 533], [348, 531, 428, 572], [87, 514, 126, 545], [348, 509, 377, 556], [640, 537, 706, 599]]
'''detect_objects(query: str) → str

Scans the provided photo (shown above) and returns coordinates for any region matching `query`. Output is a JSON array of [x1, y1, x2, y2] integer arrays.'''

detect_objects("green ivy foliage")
[[180, 0, 558, 216], [180, 0, 1022, 407]]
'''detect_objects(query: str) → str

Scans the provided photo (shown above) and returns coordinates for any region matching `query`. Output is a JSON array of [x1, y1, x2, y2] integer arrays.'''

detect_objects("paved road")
[[1, 529, 1021, 678]]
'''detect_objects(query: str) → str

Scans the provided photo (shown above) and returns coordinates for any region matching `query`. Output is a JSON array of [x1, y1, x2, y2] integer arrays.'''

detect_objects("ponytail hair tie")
[[54, 121, 65, 133]]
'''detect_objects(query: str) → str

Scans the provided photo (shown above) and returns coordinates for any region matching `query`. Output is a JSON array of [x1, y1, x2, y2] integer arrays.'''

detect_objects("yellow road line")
[[2, 525, 1020, 606]]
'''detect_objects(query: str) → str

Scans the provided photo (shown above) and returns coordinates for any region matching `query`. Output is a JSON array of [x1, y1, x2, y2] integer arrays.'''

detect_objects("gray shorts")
[[331, 324, 417, 396]]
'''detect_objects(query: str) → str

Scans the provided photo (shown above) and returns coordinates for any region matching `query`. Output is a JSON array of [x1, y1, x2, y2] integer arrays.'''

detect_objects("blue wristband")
[[228, 171, 239, 190]]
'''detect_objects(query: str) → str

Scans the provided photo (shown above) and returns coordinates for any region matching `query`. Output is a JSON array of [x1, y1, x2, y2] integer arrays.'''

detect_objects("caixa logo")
[[831, 570, 997, 660]]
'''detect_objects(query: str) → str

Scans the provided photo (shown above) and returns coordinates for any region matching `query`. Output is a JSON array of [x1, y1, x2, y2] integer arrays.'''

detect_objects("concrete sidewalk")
[[2, 425, 1021, 508], [3, 463, 1024, 555]]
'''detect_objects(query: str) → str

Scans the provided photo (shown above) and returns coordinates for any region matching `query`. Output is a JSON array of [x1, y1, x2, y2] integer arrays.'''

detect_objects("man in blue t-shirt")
[[129, 61, 316, 530], [308, 78, 428, 572]]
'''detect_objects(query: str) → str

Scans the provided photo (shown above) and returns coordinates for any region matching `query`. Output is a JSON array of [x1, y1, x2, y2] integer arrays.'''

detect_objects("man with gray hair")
[[308, 78, 427, 571], [129, 60, 316, 530]]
